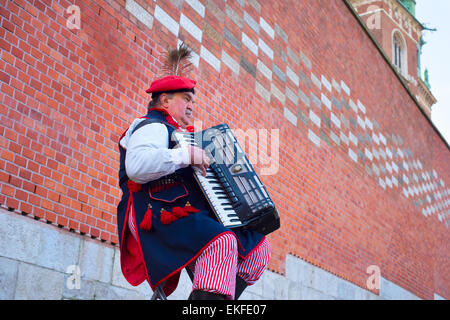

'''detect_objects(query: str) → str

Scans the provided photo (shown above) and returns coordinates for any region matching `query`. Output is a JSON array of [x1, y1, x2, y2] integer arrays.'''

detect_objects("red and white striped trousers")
[[190, 233, 270, 299], [128, 208, 270, 299]]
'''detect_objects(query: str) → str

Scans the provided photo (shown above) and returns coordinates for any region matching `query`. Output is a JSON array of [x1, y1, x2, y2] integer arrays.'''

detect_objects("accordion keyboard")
[[173, 129, 243, 228], [195, 167, 244, 228]]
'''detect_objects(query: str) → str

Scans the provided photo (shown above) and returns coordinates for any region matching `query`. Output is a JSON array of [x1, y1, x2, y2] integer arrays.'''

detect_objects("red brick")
[[15, 189, 28, 201], [0, 70, 10, 84], [5, 197, 19, 209]]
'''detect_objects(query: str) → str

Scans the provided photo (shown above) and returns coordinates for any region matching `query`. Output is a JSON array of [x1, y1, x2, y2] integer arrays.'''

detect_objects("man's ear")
[[159, 93, 171, 107]]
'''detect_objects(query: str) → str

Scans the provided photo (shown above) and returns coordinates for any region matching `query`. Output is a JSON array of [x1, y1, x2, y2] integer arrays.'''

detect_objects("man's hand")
[[187, 145, 210, 176]]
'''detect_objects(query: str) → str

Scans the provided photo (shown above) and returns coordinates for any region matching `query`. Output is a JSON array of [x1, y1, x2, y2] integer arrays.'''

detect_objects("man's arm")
[[125, 122, 190, 184]]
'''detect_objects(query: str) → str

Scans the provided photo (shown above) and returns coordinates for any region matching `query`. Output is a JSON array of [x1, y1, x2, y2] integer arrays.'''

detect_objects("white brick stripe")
[[125, 0, 153, 29], [341, 80, 350, 95], [357, 115, 366, 129], [257, 59, 272, 80], [349, 148, 358, 162], [308, 129, 320, 147], [285, 87, 298, 105], [242, 32, 259, 56], [258, 38, 273, 60], [349, 99, 358, 113], [271, 83, 285, 103], [259, 17, 275, 39], [357, 100, 366, 114], [200, 46, 221, 72], [154, 5, 179, 36], [284, 107, 297, 126], [322, 75, 332, 92], [180, 14, 202, 42], [255, 81, 270, 102], [348, 131, 358, 146], [321, 93, 331, 110], [330, 112, 341, 128], [286, 66, 299, 86], [221, 50, 240, 75], [185, 0, 205, 18], [309, 109, 321, 128]]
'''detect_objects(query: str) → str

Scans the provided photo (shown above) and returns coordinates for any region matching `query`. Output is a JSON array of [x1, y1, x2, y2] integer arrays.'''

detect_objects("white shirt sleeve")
[[123, 122, 190, 184]]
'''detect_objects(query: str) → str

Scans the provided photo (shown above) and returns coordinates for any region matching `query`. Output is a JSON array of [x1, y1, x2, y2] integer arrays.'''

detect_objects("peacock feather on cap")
[[161, 42, 194, 77]]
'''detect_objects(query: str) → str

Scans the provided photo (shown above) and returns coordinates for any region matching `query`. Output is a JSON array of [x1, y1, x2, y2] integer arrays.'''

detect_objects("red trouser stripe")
[[236, 237, 271, 285], [192, 233, 238, 299], [192, 233, 270, 299], [128, 206, 138, 240]]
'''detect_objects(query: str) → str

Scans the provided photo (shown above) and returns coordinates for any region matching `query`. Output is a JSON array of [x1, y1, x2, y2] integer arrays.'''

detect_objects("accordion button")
[[232, 165, 242, 173]]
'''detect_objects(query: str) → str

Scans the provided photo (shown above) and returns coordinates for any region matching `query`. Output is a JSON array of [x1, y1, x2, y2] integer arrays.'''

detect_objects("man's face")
[[163, 92, 195, 128]]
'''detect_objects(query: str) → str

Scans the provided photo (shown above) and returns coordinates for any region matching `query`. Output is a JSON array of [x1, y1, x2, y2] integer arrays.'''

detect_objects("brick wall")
[[1, 0, 449, 299]]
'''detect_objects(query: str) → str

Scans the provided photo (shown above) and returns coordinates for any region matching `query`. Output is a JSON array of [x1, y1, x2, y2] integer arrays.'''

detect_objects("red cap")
[[145, 75, 197, 94]]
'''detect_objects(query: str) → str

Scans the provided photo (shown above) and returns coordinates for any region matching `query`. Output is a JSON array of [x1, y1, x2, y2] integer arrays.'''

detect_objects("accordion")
[[173, 123, 280, 236]]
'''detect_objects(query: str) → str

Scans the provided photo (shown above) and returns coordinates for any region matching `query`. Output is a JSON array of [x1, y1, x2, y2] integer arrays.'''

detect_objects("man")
[[117, 75, 270, 300]]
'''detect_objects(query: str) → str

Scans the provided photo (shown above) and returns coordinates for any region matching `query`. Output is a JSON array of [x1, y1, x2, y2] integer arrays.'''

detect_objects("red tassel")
[[172, 206, 188, 218], [159, 203, 201, 226], [184, 202, 201, 214], [139, 204, 152, 231], [161, 209, 178, 225]]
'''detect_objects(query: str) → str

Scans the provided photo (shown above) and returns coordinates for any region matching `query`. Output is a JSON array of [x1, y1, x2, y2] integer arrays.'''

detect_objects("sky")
[[415, 0, 450, 145]]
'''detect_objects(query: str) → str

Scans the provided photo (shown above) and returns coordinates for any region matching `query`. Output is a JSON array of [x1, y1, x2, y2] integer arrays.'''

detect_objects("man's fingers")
[[204, 155, 210, 167], [189, 146, 208, 165]]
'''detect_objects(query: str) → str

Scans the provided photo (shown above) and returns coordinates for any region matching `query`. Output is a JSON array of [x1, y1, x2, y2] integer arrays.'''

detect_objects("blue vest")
[[116, 110, 264, 296]]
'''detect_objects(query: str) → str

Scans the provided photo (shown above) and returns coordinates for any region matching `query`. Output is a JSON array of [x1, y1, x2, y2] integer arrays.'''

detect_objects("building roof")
[[396, 0, 425, 30]]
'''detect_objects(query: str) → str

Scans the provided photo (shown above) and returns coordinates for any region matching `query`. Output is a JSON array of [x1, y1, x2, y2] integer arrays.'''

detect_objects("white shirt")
[[120, 118, 191, 184]]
